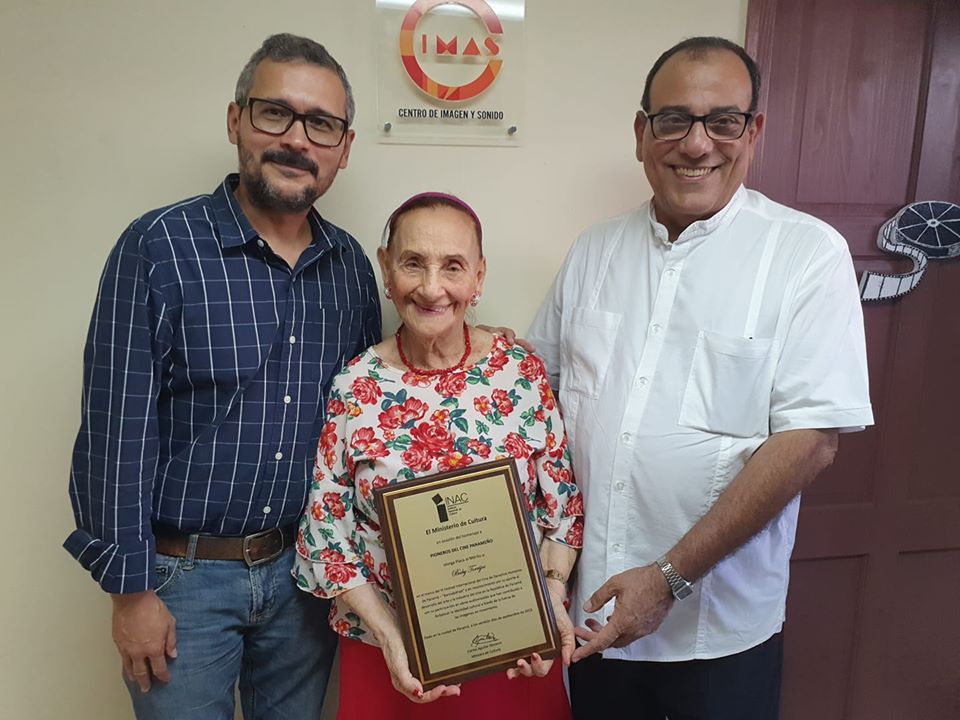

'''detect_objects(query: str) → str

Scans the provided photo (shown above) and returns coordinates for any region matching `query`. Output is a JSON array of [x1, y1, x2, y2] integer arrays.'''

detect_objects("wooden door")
[[745, 1, 960, 718]]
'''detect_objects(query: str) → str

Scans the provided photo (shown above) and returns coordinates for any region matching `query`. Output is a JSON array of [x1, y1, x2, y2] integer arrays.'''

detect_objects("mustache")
[[262, 149, 317, 175]]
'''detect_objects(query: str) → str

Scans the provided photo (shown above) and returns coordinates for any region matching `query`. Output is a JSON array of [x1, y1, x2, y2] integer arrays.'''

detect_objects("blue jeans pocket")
[[154, 553, 184, 595]]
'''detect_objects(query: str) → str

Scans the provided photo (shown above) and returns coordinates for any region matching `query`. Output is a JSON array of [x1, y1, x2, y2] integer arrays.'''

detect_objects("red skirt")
[[337, 636, 572, 720]]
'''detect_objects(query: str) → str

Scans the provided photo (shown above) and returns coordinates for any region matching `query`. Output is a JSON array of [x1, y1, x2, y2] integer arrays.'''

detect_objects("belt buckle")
[[242, 528, 284, 567]]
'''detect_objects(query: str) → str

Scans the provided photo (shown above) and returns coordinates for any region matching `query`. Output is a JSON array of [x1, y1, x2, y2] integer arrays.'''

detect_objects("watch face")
[[674, 583, 693, 600]]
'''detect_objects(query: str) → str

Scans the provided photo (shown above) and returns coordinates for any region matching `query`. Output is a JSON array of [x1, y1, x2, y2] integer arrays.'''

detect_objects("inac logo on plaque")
[[399, 0, 504, 102]]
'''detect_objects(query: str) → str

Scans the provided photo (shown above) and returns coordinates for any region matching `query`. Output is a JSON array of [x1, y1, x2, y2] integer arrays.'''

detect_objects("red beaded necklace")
[[395, 323, 472, 377]]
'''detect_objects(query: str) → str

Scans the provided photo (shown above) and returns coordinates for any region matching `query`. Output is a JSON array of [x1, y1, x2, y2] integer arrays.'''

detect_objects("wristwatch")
[[655, 556, 693, 600]]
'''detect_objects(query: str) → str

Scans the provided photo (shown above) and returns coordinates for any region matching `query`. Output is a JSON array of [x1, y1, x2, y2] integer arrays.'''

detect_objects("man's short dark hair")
[[235, 33, 355, 127], [641, 37, 761, 113]]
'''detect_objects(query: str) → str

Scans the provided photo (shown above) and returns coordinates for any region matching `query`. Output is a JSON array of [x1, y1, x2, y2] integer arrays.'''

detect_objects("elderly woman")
[[293, 193, 583, 719]]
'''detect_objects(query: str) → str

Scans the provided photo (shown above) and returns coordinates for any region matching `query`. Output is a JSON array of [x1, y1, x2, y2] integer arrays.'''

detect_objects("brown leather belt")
[[153, 525, 297, 567]]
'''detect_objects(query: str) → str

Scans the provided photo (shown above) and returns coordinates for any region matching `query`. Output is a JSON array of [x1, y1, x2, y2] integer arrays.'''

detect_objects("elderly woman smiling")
[[293, 193, 583, 719]]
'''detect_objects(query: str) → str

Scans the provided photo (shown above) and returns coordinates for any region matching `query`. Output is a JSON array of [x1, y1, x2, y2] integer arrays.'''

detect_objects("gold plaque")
[[374, 458, 560, 689]]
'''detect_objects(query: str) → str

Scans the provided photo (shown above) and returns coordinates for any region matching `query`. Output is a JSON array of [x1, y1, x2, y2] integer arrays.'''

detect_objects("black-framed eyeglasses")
[[243, 97, 348, 148], [642, 111, 753, 141]]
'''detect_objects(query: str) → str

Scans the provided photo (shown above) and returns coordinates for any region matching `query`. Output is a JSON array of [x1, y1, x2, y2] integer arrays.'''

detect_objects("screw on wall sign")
[[859, 201, 960, 301]]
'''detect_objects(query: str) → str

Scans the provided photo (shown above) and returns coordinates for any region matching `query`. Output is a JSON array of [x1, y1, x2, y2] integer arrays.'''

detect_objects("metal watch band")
[[656, 556, 693, 600]]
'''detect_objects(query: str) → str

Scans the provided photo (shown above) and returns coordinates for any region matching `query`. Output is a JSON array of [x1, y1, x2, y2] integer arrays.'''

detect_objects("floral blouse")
[[293, 334, 584, 644]]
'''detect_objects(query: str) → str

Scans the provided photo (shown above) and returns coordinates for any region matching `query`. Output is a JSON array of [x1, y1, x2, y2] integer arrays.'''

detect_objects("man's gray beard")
[[245, 173, 318, 213]]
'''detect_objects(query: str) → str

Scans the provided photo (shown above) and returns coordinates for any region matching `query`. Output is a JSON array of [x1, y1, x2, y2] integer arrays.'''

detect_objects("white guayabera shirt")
[[527, 186, 874, 661]]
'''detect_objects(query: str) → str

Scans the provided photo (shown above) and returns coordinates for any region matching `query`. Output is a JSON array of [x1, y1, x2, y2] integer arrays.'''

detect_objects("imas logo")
[[399, 0, 503, 102], [432, 491, 470, 522]]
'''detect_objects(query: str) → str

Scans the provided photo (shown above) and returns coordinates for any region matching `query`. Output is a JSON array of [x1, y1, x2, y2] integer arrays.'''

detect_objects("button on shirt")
[[65, 175, 382, 593], [528, 187, 873, 661]]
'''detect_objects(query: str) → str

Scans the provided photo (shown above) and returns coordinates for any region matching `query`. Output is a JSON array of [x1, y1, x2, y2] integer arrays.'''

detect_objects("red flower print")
[[518, 354, 543, 381], [351, 376, 382, 405], [403, 398, 430, 421], [346, 402, 362, 418], [487, 348, 508, 371], [536, 492, 559, 515], [326, 398, 347, 418], [378, 406, 404, 429], [538, 380, 556, 410], [402, 371, 433, 387], [350, 427, 389, 459], [550, 434, 568, 459], [324, 563, 357, 585], [319, 422, 337, 453], [545, 432, 557, 452], [492, 389, 514, 416], [534, 409, 546, 422], [435, 372, 467, 397], [564, 492, 583, 517], [544, 462, 571, 485], [378, 397, 430, 429], [368, 442, 389, 459], [310, 501, 324, 521], [319, 548, 346, 563], [323, 492, 346, 520], [378, 562, 392, 587], [467, 439, 491, 458], [372, 475, 389, 490], [323, 450, 337, 470], [565, 520, 584, 547], [474, 396, 492, 415], [363, 551, 375, 572], [410, 422, 454, 456], [296, 530, 307, 557], [503, 432, 532, 459], [402, 443, 434, 472], [347, 355, 362, 367], [439, 451, 473, 470], [334, 619, 351, 635], [430, 409, 450, 425], [358, 478, 371, 500]]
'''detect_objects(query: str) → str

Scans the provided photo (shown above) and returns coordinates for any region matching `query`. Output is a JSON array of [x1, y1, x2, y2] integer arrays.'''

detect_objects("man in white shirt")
[[527, 37, 873, 719]]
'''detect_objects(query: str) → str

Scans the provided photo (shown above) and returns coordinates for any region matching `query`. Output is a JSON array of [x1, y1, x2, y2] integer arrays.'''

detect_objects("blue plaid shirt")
[[65, 175, 382, 593]]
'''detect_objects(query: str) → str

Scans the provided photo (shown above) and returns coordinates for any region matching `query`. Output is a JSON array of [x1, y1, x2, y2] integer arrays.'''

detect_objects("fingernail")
[[414, 690, 423, 698]]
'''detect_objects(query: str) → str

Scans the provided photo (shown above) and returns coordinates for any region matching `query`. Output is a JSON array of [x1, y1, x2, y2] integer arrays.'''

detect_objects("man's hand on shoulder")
[[111, 590, 178, 692], [570, 565, 674, 663], [476, 324, 535, 353]]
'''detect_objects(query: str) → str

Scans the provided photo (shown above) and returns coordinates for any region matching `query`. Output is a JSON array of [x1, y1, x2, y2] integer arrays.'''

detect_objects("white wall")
[[0, 1, 746, 717]]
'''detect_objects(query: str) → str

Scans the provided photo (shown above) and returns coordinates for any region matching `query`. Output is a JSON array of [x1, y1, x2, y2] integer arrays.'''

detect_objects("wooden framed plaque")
[[374, 458, 560, 690]]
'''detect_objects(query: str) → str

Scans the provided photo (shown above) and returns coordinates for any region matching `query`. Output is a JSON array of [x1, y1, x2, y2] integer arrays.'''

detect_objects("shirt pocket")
[[678, 330, 778, 438], [560, 307, 623, 400]]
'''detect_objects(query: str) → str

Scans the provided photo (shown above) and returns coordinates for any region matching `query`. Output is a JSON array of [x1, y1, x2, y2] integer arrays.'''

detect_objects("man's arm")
[[64, 225, 176, 689], [572, 428, 837, 661], [361, 263, 383, 348]]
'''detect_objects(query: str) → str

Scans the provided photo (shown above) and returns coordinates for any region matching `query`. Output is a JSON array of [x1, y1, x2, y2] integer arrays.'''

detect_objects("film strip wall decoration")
[[860, 201, 960, 302]]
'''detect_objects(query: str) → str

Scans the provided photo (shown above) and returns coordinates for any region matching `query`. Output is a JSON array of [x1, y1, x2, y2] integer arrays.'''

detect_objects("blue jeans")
[[127, 545, 337, 720]]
